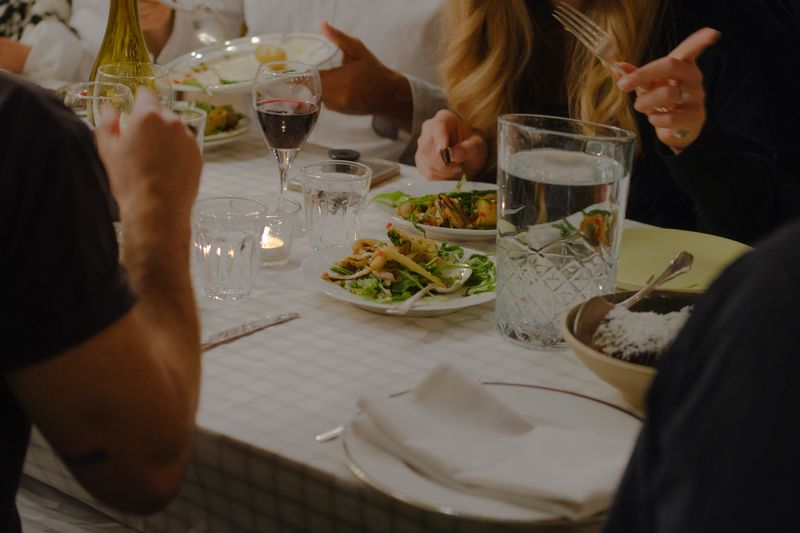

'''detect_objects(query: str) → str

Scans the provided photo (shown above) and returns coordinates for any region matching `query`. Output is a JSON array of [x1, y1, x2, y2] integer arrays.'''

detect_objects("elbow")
[[118, 459, 188, 514], [75, 444, 192, 515]]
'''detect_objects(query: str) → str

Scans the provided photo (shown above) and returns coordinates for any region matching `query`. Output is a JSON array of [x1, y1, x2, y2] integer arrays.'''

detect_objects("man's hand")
[[95, 89, 201, 231], [415, 110, 489, 181], [319, 21, 412, 131], [138, 0, 174, 57]]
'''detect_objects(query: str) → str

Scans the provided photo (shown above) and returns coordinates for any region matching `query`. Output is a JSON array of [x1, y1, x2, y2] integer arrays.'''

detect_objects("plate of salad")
[[300, 227, 496, 317], [371, 179, 497, 242]]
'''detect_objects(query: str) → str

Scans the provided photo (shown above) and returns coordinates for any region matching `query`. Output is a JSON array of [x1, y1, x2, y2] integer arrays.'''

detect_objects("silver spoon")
[[158, 0, 228, 46], [385, 266, 473, 316], [573, 250, 694, 344]]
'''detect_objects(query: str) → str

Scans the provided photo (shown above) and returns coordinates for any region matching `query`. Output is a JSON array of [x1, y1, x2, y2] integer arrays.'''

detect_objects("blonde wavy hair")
[[440, 0, 665, 146]]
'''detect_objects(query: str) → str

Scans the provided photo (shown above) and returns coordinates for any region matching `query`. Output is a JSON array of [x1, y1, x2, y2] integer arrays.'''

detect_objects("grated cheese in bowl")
[[591, 306, 693, 366]]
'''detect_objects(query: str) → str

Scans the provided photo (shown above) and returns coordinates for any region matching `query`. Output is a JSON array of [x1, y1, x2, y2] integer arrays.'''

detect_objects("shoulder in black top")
[[0, 72, 136, 532]]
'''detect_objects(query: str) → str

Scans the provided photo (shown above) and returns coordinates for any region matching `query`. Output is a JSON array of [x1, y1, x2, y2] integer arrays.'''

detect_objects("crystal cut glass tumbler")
[[495, 114, 635, 348]]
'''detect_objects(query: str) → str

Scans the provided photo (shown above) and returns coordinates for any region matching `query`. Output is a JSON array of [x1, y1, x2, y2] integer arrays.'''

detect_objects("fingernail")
[[617, 77, 634, 91]]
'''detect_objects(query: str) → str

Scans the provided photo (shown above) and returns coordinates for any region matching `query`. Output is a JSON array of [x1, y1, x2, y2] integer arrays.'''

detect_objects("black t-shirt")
[[603, 216, 800, 532], [0, 73, 136, 532]]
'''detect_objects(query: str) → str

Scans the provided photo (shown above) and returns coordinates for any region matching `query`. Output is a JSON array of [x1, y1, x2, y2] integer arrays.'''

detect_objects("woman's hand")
[[617, 27, 720, 153], [415, 110, 488, 181]]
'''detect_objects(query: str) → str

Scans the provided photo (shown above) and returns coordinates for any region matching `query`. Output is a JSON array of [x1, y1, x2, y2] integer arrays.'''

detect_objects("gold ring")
[[672, 129, 690, 139], [654, 106, 670, 113]]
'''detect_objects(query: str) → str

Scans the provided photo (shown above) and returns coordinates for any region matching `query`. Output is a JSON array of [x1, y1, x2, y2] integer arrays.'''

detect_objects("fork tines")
[[552, 2, 608, 54]]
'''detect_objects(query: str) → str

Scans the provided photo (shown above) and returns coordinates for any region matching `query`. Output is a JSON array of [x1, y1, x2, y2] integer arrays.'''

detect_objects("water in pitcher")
[[496, 148, 630, 347]]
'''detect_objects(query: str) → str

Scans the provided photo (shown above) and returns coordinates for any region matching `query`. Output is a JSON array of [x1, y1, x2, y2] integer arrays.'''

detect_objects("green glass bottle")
[[89, 0, 151, 81]]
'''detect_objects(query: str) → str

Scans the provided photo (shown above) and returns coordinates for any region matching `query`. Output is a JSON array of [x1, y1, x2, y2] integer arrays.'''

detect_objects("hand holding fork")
[[553, 3, 720, 153]]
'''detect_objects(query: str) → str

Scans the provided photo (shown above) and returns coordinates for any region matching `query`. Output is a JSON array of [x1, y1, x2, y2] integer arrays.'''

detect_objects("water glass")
[[300, 161, 372, 251], [495, 114, 635, 348], [173, 101, 207, 152], [96, 62, 173, 109], [193, 197, 266, 300], [63, 82, 133, 127], [259, 197, 301, 268]]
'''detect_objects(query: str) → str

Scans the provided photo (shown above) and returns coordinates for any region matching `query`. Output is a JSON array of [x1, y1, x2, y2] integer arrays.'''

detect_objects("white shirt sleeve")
[[394, 75, 449, 165], [21, 19, 89, 81]]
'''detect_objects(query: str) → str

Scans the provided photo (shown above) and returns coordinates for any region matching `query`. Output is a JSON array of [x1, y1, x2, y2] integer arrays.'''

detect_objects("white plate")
[[167, 33, 338, 94], [343, 383, 641, 524], [299, 245, 495, 317], [204, 117, 251, 149], [371, 180, 497, 242]]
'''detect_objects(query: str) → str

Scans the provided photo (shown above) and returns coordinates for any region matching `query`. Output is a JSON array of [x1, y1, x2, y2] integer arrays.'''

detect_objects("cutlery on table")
[[552, 2, 689, 138], [386, 266, 472, 316], [572, 250, 693, 344], [201, 312, 299, 351]]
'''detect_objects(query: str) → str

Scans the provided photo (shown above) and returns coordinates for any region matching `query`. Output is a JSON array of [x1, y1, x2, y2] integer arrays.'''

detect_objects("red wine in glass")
[[255, 98, 320, 150]]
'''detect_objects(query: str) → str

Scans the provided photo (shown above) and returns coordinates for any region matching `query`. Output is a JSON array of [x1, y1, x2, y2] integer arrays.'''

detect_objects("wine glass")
[[252, 61, 321, 196], [96, 62, 173, 110], [64, 82, 134, 127]]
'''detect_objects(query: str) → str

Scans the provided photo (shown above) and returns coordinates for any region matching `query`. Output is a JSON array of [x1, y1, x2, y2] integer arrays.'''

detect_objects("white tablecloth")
[[24, 132, 635, 533]]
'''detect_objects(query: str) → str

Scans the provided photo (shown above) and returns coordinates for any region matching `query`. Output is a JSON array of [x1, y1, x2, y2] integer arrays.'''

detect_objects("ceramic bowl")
[[561, 290, 699, 409]]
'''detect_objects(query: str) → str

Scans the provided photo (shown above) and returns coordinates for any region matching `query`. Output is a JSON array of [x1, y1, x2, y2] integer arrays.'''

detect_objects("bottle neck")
[[108, 0, 146, 39], [90, 0, 151, 80]]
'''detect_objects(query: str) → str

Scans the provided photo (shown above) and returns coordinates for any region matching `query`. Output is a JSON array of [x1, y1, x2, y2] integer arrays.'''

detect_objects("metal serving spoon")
[[385, 266, 473, 316], [158, 0, 228, 46], [573, 250, 694, 344]]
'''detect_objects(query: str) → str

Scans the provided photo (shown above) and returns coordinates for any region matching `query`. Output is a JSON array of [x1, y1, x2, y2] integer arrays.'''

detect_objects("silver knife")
[[201, 312, 299, 351]]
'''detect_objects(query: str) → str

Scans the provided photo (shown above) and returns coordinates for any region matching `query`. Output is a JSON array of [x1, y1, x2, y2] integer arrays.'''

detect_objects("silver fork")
[[553, 2, 626, 77], [553, 2, 689, 138]]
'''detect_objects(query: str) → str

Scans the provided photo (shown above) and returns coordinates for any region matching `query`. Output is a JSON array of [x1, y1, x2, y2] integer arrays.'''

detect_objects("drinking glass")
[[63, 82, 134, 127], [193, 197, 266, 300], [96, 62, 173, 110], [495, 114, 635, 348], [259, 198, 301, 268], [301, 160, 372, 252], [252, 61, 321, 196], [173, 101, 207, 152]]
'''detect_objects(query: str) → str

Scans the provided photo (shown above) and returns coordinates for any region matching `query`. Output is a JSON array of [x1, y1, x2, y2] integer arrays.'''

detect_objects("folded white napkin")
[[354, 363, 634, 520]]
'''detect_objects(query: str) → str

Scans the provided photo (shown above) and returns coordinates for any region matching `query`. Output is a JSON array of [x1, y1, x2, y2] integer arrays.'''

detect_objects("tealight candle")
[[260, 228, 289, 266], [257, 198, 300, 268]]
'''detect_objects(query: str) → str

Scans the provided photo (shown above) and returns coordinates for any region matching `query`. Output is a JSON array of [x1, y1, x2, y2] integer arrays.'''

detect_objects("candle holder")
[[259, 198, 301, 268]]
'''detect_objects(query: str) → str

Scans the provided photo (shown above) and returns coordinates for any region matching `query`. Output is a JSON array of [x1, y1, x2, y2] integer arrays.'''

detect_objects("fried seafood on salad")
[[374, 180, 497, 230], [322, 226, 496, 303]]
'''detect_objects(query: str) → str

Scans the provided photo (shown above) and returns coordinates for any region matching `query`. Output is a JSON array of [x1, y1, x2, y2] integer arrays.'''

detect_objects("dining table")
[[22, 128, 640, 533]]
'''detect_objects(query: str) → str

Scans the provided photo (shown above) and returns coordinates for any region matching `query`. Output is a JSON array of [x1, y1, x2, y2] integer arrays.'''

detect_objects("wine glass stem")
[[273, 149, 297, 196]]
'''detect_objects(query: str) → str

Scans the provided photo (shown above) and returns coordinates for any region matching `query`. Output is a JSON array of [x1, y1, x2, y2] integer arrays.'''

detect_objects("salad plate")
[[371, 180, 497, 242], [204, 117, 251, 149], [299, 245, 496, 317], [167, 33, 338, 94], [617, 227, 750, 292], [343, 383, 641, 523]]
